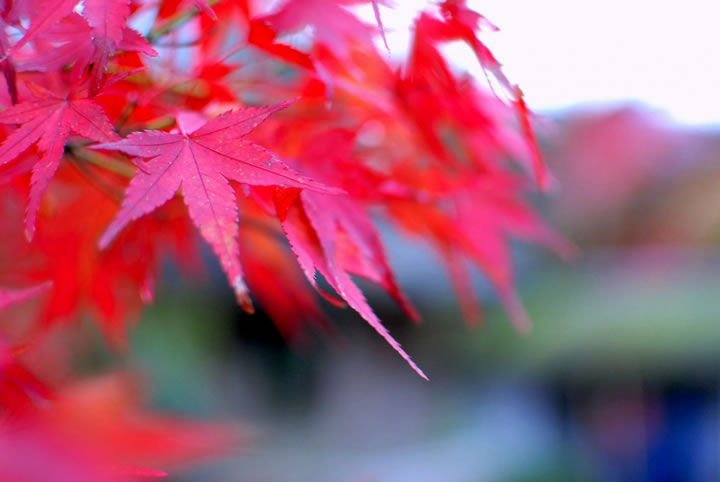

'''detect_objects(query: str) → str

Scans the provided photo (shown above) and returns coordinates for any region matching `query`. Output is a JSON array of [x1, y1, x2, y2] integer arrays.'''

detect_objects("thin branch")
[[147, 0, 222, 43], [70, 146, 136, 179]]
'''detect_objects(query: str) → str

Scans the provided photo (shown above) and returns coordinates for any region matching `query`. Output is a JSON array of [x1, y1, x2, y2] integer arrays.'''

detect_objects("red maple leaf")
[[9, 0, 80, 54], [279, 129, 419, 320], [257, 0, 383, 61], [5, 0, 155, 97], [246, 128, 423, 374], [14, 13, 95, 73], [82, 0, 132, 93], [0, 81, 119, 240], [282, 198, 427, 380], [14, 12, 156, 74], [93, 102, 341, 312]]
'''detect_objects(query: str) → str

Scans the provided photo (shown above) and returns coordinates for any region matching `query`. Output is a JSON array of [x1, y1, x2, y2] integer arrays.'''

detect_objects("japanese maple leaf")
[[0, 82, 119, 240], [257, 0, 384, 61], [282, 198, 427, 380], [13, 0, 130, 58], [82, 0, 131, 93], [15, 12, 156, 74], [300, 191, 419, 318], [10, 0, 80, 53], [7, 1, 155, 96], [15, 13, 95, 73], [93, 102, 340, 312], [280, 129, 419, 321]]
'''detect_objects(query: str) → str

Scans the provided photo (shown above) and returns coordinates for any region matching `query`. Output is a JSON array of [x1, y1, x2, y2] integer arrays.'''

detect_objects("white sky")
[[377, 0, 720, 126]]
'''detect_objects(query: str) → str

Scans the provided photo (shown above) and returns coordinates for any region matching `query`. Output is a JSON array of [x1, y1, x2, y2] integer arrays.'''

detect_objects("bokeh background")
[[119, 1, 720, 480]]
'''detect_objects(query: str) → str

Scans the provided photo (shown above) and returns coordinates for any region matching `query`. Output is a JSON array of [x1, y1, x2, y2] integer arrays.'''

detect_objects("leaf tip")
[[277, 97, 300, 112], [404, 353, 429, 380], [233, 276, 255, 314], [97, 231, 113, 251], [89, 142, 112, 151], [500, 290, 533, 334], [23, 223, 35, 243]]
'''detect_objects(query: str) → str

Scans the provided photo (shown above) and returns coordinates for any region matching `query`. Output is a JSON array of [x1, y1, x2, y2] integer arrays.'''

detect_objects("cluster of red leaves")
[[0, 0, 566, 371], [0, 0, 564, 477], [0, 286, 241, 481]]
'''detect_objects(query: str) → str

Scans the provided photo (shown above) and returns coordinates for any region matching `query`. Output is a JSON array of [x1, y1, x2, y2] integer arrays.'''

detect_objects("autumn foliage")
[[0, 0, 565, 478]]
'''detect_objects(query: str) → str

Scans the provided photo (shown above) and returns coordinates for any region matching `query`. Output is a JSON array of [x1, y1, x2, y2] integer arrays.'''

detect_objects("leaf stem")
[[68, 156, 125, 203], [71, 146, 136, 179], [147, 0, 222, 43], [114, 99, 137, 132]]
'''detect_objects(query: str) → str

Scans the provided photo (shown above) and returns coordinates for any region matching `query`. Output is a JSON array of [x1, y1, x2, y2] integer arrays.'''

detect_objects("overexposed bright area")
[[380, 0, 720, 126]]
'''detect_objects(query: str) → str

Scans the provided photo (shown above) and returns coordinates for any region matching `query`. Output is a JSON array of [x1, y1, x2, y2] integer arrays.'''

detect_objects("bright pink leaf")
[[117, 27, 159, 57], [15, 13, 93, 73], [307, 191, 419, 321], [12, 0, 79, 52], [283, 197, 428, 380], [83, 0, 129, 47], [93, 102, 341, 312], [82, 0, 131, 93], [0, 84, 119, 240]]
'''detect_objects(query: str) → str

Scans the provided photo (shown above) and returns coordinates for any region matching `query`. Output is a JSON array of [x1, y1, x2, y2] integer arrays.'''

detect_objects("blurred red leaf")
[[0, 374, 243, 481]]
